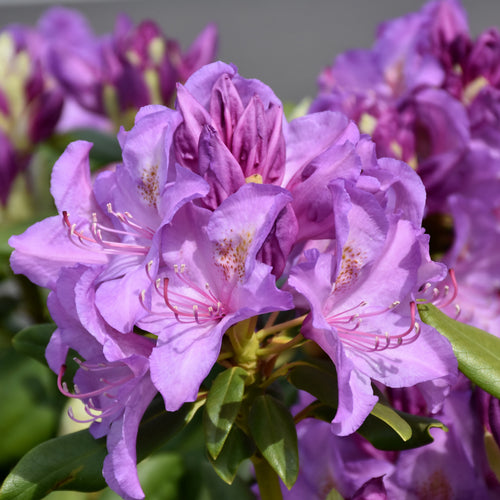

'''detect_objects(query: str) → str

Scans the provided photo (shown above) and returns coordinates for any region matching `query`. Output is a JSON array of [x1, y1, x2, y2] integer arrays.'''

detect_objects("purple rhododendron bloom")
[[174, 61, 286, 195], [286, 381, 500, 500], [0, 25, 63, 204], [389, 380, 500, 499], [140, 182, 294, 410], [312, 0, 500, 366], [46, 265, 157, 500], [8, 54, 465, 498], [39, 7, 217, 126], [289, 164, 457, 435], [310, 0, 499, 214], [435, 182, 500, 336], [9, 104, 209, 336], [173, 62, 383, 273], [282, 395, 396, 499]]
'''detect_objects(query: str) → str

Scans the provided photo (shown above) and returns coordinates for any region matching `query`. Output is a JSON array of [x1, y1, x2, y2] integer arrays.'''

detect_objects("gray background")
[[1, 0, 499, 103]]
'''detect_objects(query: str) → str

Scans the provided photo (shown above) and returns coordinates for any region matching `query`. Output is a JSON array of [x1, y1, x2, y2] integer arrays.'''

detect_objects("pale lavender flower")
[[288, 168, 457, 435], [46, 264, 157, 500], [139, 182, 294, 410], [9, 105, 208, 335]]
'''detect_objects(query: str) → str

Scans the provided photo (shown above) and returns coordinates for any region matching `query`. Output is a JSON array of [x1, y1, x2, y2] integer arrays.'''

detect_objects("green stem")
[[257, 332, 305, 357], [251, 455, 283, 500], [256, 314, 307, 342]]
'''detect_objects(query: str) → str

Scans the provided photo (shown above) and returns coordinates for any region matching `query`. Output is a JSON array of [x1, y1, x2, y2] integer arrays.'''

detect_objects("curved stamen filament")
[[62, 209, 152, 256], [67, 401, 122, 424], [328, 301, 420, 352], [141, 263, 226, 325], [106, 203, 155, 238], [418, 269, 459, 311], [434, 269, 459, 309], [162, 278, 224, 323], [58, 364, 134, 400], [58, 362, 134, 425]]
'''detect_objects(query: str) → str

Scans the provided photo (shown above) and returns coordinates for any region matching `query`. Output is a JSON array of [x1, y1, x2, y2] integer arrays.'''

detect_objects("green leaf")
[[0, 430, 108, 499], [49, 129, 122, 171], [248, 394, 298, 489], [368, 402, 412, 442], [203, 367, 248, 460], [160, 409, 255, 500], [298, 399, 446, 451], [418, 303, 500, 399], [0, 348, 63, 467], [326, 489, 345, 500], [359, 408, 446, 451], [136, 397, 201, 462], [12, 324, 56, 365], [0, 400, 197, 499], [208, 425, 253, 484], [287, 362, 338, 408]]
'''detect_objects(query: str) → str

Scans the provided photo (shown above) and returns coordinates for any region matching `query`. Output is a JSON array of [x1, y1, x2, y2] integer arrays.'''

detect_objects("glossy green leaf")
[[368, 402, 412, 441], [287, 362, 338, 408], [160, 409, 255, 500], [358, 400, 447, 451], [0, 400, 197, 500], [12, 324, 56, 365], [208, 425, 253, 484], [300, 399, 446, 451], [0, 429, 108, 499], [0, 348, 62, 467], [204, 367, 248, 460], [418, 303, 500, 399], [248, 395, 298, 489]]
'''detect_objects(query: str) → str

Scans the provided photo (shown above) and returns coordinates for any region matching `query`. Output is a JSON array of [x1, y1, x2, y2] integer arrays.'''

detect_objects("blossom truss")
[[7, 56, 462, 497]]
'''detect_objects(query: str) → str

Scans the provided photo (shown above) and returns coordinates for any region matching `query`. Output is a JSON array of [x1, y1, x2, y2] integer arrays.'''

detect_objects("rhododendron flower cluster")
[[303, 0, 500, 496], [9, 61, 458, 498], [39, 7, 217, 128]]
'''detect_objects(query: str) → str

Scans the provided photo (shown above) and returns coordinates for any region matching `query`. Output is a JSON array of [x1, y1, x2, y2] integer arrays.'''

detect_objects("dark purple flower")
[[0, 26, 63, 204], [174, 62, 286, 202], [39, 7, 217, 127]]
